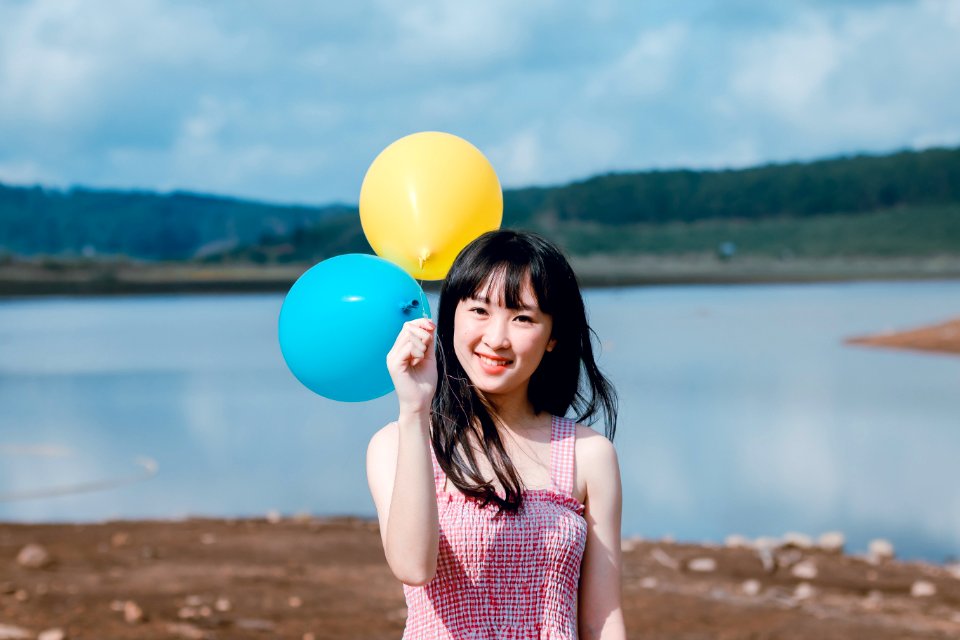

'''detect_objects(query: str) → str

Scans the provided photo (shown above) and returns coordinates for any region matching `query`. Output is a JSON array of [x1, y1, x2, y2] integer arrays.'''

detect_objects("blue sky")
[[1, 0, 958, 205]]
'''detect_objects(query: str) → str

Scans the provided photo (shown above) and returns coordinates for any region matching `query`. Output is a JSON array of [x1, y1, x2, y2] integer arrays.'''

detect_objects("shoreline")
[[2, 255, 960, 297], [2, 516, 959, 639]]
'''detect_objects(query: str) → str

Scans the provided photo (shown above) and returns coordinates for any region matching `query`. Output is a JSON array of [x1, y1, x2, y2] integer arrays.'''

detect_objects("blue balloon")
[[278, 253, 430, 402]]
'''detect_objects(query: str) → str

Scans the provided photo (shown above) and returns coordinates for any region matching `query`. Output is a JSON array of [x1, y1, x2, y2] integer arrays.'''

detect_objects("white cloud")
[[0, 0, 958, 203]]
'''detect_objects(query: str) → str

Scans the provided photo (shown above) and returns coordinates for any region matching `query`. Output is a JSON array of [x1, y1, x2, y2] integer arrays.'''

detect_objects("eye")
[[469, 307, 488, 316], [515, 315, 534, 323]]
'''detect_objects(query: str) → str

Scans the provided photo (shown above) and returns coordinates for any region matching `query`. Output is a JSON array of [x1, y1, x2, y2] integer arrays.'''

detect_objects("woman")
[[367, 230, 625, 639]]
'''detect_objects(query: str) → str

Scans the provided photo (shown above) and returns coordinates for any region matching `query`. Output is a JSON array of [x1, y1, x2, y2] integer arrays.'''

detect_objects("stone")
[[288, 595, 303, 608], [817, 531, 845, 554], [214, 597, 231, 612], [639, 577, 658, 589], [782, 532, 813, 549], [235, 619, 276, 632], [165, 623, 206, 640], [753, 536, 781, 551], [794, 582, 816, 600], [14, 589, 29, 602], [266, 510, 282, 524], [110, 532, 129, 547], [124, 600, 145, 624], [38, 629, 66, 640], [16, 544, 53, 569], [0, 625, 31, 640], [911, 580, 936, 597], [868, 539, 894, 562], [791, 560, 818, 580], [724, 534, 750, 549], [200, 534, 216, 545], [184, 595, 203, 607], [303, 634, 317, 640], [741, 579, 762, 596], [686, 557, 717, 573]]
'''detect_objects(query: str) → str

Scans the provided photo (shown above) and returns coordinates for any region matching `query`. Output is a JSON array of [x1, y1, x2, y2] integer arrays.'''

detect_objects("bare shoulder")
[[367, 420, 399, 453], [574, 423, 618, 466], [573, 423, 620, 502]]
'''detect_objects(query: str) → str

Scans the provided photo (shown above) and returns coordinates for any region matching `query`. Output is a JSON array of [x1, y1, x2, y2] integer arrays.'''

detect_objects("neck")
[[481, 385, 540, 433]]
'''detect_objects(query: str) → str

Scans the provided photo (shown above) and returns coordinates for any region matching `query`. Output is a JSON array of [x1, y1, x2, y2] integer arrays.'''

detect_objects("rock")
[[266, 510, 282, 524], [123, 600, 146, 624], [650, 548, 679, 571], [165, 623, 206, 640], [14, 589, 29, 602], [817, 531, 845, 554], [200, 533, 216, 545], [110, 532, 130, 547], [791, 560, 818, 580], [862, 589, 883, 610], [16, 544, 53, 570], [0, 624, 31, 640], [235, 619, 276, 632], [639, 577, 658, 589], [214, 597, 231, 612], [868, 539, 895, 562], [911, 580, 936, 597], [288, 595, 303, 608], [303, 633, 317, 640], [199, 606, 211, 617], [782, 532, 813, 549], [178, 606, 198, 620], [0, 583, 14, 594], [38, 629, 66, 640], [753, 536, 781, 551], [184, 595, 203, 607], [620, 538, 638, 553], [741, 579, 762, 596], [109, 600, 125, 612], [794, 582, 816, 600], [660, 534, 675, 544], [776, 549, 804, 569], [724, 534, 750, 549], [946, 563, 960, 580], [686, 557, 717, 573]]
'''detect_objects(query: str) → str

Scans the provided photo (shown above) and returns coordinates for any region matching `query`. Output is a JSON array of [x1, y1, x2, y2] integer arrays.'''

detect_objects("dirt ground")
[[2, 516, 960, 640], [846, 317, 960, 356]]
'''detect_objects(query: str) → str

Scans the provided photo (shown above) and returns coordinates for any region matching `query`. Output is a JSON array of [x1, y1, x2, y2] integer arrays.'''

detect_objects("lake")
[[0, 280, 958, 562]]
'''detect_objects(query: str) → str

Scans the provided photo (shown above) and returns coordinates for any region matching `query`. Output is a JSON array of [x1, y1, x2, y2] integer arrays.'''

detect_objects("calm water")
[[1, 281, 958, 562]]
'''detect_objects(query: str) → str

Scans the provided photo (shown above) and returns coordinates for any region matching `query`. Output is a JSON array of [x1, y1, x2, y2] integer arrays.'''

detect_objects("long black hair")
[[431, 229, 618, 514]]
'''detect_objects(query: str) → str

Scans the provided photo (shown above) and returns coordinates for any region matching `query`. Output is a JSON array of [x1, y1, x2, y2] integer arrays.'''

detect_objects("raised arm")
[[366, 318, 440, 586], [577, 431, 627, 640]]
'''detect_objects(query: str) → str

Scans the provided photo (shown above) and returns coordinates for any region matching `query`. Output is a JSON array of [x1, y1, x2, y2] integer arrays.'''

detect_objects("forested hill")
[[1, 145, 958, 261], [0, 186, 350, 260], [502, 146, 960, 226]]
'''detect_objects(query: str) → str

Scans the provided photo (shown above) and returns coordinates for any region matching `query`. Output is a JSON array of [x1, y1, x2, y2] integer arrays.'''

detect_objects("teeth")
[[478, 355, 511, 367]]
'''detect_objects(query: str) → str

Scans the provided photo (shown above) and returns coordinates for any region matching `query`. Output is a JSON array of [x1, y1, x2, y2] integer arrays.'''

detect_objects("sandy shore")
[[847, 317, 960, 356], [2, 517, 960, 639]]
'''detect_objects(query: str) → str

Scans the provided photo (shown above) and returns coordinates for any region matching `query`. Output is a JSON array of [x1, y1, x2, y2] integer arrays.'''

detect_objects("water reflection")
[[0, 284, 957, 561]]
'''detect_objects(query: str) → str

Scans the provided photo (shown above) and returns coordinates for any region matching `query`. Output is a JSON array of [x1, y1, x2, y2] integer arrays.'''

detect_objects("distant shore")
[[2, 516, 959, 639], [2, 254, 960, 296]]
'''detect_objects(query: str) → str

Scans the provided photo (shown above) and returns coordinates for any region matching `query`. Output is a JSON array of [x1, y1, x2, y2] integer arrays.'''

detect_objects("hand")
[[386, 318, 437, 415]]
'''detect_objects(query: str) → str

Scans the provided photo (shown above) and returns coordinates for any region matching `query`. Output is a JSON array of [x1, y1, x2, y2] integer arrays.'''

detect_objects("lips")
[[475, 352, 513, 373]]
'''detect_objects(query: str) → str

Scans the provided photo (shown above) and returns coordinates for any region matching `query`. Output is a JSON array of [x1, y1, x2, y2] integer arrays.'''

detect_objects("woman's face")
[[453, 274, 556, 402]]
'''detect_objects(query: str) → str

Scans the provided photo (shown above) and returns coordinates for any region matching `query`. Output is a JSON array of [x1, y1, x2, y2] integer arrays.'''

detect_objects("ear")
[[546, 338, 557, 353]]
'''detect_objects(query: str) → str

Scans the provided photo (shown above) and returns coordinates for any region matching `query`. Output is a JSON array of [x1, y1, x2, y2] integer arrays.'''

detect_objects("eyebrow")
[[468, 295, 537, 312]]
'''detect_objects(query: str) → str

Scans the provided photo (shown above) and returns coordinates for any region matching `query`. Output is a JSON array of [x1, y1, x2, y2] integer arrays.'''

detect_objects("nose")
[[482, 318, 510, 350]]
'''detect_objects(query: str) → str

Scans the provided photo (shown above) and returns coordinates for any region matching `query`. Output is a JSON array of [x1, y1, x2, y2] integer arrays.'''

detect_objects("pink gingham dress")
[[402, 414, 587, 639]]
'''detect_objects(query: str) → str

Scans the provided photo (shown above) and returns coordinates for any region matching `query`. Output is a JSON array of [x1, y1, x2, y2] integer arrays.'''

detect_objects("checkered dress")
[[402, 415, 587, 639]]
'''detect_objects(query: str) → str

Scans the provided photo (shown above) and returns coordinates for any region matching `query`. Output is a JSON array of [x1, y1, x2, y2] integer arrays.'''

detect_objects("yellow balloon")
[[359, 131, 503, 280]]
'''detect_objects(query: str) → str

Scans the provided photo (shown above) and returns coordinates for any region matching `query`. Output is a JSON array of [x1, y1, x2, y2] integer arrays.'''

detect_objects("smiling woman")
[[366, 230, 625, 639]]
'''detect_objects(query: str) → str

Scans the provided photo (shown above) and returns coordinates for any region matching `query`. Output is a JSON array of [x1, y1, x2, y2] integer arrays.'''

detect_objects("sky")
[[1, 0, 958, 205]]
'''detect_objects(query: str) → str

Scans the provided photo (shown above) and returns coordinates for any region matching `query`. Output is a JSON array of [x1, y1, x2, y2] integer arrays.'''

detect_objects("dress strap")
[[428, 441, 446, 493], [549, 415, 576, 496]]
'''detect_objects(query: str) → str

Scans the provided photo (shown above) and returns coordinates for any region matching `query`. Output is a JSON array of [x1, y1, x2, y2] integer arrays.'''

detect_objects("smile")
[[476, 353, 513, 368]]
